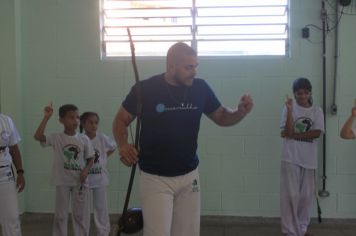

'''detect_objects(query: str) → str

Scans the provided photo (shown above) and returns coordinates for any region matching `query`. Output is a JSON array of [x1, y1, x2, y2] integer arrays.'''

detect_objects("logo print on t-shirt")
[[156, 102, 198, 113], [294, 117, 313, 143], [89, 148, 102, 174], [7, 171, 14, 181], [0, 131, 10, 142], [156, 103, 165, 113], [63, 144, 81, 170], [192, 179, 199, 192], [94, 148, 100, 163]]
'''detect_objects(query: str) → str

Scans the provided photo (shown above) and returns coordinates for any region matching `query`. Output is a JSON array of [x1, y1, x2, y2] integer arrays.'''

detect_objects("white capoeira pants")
[[84, 187, 110, 236], [0, 181, 22, 236], [139, 168, 200, 236], [280, 161, 315, 236], [53, 185, 89, 236]]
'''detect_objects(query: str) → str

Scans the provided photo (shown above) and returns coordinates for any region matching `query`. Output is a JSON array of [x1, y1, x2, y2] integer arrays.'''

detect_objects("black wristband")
[[16, 169, 24, 174]]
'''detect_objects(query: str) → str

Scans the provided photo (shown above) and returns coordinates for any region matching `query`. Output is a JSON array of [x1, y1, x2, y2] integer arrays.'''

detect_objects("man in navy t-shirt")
[[113, 42, 253, 236]]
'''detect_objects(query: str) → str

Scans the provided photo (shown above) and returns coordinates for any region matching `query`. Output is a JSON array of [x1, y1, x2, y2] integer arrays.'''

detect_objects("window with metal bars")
[[101, 0, 289, 58]]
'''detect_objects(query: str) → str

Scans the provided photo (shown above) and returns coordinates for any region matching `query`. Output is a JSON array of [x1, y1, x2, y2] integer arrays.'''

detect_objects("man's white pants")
[[53, 185, 89, 236], [139, 169, 200, 236], [0, 181, 22, 236], [280, 162, 315, 236]]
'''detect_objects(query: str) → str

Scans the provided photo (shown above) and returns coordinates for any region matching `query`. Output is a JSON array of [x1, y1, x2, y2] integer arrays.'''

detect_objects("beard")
[[173, 75, 194, 87]]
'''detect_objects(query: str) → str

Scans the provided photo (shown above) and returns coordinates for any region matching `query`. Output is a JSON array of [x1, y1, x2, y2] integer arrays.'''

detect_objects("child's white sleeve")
[[103, 134, 117, 152], [40, 133, 52, 147], [6, 116, 21, 145], [352, 128, 356, 137]]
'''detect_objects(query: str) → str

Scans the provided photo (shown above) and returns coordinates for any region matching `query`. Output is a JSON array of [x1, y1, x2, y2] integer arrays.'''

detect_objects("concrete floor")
[[1, 214, 356, 236]]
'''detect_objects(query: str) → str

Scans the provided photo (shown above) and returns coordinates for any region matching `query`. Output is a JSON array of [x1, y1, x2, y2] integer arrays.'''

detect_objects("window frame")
[[100, 0, 290, 59]]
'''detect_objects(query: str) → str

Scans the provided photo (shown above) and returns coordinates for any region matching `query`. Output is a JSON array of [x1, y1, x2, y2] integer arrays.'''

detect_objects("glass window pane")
[[104, 0, 191, 9], [198, 40, 286, 56], [196, 0, 288, 7], [105, 26, 192, 36], [197, 7, 287, 17], [196, 16, 288, 25], [105, 9, 191, 18], [106, 41, 191, 57], [105, 17, 193, 27], [197, 25, 287, 35]]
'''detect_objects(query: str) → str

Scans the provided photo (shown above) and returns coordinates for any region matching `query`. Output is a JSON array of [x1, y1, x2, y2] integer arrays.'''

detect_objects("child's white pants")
[[0, 181, 22, 236], [88, 187, 110, 236], [280, 161, 315, 236], [139, 168, 200, 236], [52, 185, 89, 236]]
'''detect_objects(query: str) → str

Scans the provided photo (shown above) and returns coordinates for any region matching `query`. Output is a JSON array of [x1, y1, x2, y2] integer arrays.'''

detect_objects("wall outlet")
[[302, 27, 310, 38]]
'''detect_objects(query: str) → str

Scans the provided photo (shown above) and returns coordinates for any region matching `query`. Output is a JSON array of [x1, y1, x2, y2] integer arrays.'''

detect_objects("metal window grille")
[[101, 0, 289, 57]]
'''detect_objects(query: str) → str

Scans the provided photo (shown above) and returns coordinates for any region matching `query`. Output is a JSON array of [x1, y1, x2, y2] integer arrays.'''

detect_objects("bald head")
[[166, 42, 197, 68], [164, 42, 198, 86]]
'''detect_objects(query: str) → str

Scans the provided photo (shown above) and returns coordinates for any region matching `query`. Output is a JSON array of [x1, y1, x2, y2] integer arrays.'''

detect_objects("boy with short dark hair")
[[34, 102, 95, 236]]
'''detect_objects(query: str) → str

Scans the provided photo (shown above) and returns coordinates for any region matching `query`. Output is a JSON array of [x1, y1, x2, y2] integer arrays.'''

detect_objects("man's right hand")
[[119, 143, 139, 166]]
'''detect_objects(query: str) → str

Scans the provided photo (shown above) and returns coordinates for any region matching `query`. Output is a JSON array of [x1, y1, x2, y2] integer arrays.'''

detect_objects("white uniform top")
[[0, 114, 21, 183], [88, 133, 116, 188], [352, 128, 356, 137], [41, 133, 95, 187], [280, 102, 325, 169]]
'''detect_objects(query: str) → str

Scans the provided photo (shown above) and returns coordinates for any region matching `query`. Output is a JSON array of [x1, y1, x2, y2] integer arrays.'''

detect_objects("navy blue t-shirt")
[[122, 73, 221, 176]]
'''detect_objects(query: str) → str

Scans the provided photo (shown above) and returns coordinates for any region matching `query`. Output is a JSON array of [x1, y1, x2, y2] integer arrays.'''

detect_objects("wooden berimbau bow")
[[115, 28, 143, 236]]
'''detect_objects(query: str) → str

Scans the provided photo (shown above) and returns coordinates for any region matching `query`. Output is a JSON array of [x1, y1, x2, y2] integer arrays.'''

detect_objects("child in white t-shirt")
[[280, 78, 324, 236], [34, 103, 95, 236], [80, 112, 117, 236], [0, 113, 25, 236]]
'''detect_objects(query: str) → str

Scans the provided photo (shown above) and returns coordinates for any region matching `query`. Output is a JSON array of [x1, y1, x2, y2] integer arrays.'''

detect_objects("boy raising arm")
[[34, 102, 94, 236]]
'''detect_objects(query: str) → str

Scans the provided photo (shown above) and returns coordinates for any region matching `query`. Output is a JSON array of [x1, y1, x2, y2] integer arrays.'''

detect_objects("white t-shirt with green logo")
[[280, 102, 324, 169], [88, 133, 116, 188], [41, 133, 95, 186]]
